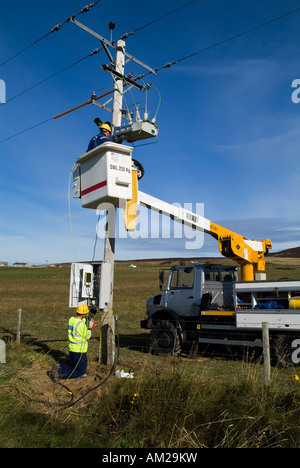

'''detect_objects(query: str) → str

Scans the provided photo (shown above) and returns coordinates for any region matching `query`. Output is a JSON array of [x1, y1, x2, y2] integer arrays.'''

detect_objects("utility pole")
[[69, 18, 155, 366], [102, 39, 126, 366], [112, 40, 125, 128]]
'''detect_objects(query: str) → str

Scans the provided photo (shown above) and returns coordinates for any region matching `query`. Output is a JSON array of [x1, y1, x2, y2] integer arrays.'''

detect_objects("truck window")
[[170, 268, 195, 290], [204, 268, 220, 281], [220, 269, 235, 282]]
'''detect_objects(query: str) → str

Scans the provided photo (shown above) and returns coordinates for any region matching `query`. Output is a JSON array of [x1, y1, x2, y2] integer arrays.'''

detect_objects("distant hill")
[[44, 247, 300, 268], [269, 247, 300, 258]]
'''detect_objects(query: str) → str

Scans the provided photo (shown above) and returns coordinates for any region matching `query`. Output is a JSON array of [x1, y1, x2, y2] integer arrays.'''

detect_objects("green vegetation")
[[1, 259, 300, 448]]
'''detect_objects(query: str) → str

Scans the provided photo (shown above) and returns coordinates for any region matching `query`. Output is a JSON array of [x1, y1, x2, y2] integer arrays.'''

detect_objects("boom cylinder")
[[240, 263, 255, 282]]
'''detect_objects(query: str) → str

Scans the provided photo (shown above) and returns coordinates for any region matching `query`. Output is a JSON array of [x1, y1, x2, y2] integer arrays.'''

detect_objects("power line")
[[0, 117, 52, 144], [0, 47, 103, 107], [0, 0, 200, 107], [0, 0, 104, 68], [0, 86, 113, 143], [0, 32, 51, 69], [1, 5, 300, 144], [0, 1, 201, 111], [120, 0, 200, 40], [152, 6, 300, 74]]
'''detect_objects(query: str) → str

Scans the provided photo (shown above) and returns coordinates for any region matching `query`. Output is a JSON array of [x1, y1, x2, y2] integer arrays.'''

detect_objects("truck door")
[[165, 267, 196, 316], [202, 266, 222, 308], [202, 266, 235, 308]]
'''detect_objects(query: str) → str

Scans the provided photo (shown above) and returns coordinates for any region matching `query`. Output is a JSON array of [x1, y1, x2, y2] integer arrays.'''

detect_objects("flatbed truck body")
[[141, 263, 300, 365]]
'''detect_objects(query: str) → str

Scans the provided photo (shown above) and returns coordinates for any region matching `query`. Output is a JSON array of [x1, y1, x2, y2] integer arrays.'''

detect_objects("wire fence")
[[2, 309, 299, 383]]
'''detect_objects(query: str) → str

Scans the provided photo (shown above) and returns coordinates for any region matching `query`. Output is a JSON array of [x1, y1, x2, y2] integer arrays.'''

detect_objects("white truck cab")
[[146, 263, 238, 318]]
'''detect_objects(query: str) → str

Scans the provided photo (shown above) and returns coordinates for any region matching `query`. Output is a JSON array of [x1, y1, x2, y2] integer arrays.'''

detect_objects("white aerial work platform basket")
[[73, 142, 134, 209]]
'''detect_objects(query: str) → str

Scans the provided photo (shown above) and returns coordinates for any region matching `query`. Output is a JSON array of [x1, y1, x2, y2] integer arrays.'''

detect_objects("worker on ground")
[[49, 303, 95, 382], [87, 122, 111, 151]]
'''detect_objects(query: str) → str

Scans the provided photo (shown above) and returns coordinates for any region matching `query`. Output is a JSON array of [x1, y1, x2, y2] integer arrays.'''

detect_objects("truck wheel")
[[150, 321, 181, 356]]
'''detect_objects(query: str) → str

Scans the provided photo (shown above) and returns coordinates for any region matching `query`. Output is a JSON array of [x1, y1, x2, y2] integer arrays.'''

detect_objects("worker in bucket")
[[87, 122, 111, 151], [49, 303, 95, 382]]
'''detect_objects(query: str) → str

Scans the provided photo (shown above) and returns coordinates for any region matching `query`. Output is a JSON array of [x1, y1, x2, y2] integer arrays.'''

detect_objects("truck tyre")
[[150, 321, 181, 356]]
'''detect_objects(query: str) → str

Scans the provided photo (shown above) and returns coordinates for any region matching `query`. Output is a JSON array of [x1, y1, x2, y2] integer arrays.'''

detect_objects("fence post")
[[16, 308, 22, 344], [0, 339, 6, 365], [262, 322, 271, 386]]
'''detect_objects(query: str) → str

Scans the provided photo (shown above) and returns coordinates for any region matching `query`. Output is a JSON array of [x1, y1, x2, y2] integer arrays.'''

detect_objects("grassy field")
[[1, 258, 300, 448]]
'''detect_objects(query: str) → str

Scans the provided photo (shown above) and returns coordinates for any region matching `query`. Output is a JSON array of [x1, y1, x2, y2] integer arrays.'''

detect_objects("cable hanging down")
[[0, 0, 105, 68]]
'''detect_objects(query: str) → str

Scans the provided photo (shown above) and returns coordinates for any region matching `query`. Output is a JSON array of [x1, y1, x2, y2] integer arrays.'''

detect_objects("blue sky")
[[0, 0, 300, 264]]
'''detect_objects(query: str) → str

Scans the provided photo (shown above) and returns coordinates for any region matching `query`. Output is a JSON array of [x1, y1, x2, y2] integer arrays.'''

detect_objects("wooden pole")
[[101, 39, 126, 366], [16, 308, 22, 344], [262, 322, 271, 386]]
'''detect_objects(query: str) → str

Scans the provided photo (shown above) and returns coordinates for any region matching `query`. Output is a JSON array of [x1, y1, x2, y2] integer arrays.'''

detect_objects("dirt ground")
[[11, 361, 114, 414]]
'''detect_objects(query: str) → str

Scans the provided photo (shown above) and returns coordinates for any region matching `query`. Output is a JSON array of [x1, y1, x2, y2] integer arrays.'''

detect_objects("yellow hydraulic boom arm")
[[209, 221, 272, 281], [124, 169, 272, 282]]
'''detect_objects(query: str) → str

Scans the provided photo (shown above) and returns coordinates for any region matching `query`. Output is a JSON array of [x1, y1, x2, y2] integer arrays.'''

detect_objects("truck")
[[71, 141, 300, 367], [141, 262, 300, 366]]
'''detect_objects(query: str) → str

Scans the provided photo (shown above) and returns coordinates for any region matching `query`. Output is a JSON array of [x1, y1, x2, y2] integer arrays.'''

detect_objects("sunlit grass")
[[1, 260, 300, 447]]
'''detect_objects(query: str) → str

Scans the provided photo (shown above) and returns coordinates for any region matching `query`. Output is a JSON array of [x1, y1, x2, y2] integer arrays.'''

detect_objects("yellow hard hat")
[[76, 303, 89, 315], [100, 123, 111, 133]]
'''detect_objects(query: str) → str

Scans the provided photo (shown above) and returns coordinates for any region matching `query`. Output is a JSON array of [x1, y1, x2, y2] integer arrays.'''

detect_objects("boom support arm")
[[123, 175, 271, 281], [209, 221, 272, 281]]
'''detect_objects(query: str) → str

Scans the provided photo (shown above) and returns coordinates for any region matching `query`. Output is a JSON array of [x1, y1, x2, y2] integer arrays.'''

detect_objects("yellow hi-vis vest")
[[68, 316, 91, 353]]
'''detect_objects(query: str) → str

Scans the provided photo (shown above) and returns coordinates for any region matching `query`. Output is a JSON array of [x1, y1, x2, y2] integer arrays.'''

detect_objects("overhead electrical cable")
[[0, 0, 104, 68], [0, 0, 200, 107], [0, 47, 103, 107], [0, 32, 51, 69], [0, 117, 53, 144], [151, 6, 300, 74], [0, 88, 116, 143], [120, 0, 200, 40], [3, 3, 297, 109], [1, 5, 300, 144]]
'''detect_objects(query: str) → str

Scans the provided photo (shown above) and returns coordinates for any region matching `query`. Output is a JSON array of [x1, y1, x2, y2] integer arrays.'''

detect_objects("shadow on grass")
[[118, 332, 264, 365], [119, 333, 151, 353], [1, 326, 265, 366], [0, 327, 69, 363]]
